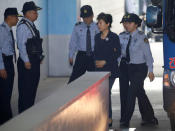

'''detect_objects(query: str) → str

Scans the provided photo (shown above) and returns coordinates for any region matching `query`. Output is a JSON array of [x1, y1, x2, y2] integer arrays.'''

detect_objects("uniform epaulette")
[[1, 24, 5, 28], [138, 31, 144, 35], [17, 19, 27, 28], [75, 22, 82, 26], [119, 31, 127, 35], [0, 24, 6, 30]]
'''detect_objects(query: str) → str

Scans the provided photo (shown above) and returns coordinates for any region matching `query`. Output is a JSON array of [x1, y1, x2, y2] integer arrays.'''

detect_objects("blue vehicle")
[[146, 0, 175, 130]]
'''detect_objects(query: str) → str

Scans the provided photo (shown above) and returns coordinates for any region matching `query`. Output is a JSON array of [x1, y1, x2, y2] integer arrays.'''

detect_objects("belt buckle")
[[86, 51, 92, 56]]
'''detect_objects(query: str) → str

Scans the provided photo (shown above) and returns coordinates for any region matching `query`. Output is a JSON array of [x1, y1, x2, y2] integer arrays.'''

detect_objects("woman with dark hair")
[[94, 12, 121, 127]]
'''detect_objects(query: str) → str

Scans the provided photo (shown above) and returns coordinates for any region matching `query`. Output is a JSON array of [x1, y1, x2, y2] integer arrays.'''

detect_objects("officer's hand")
[[69, 58, 73, 66], [25, 62, 31, 70], [0, 69, 7, 79], [148, 72, 155, 82], [95, 60, 106, 68]]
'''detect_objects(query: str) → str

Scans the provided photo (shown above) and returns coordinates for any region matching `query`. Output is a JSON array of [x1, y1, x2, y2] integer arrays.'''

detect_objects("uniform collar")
[[83, 21, 94, 28], [23, 17, 34, 26], [130, 29, 138, 37], [2, 21, 11, 31]]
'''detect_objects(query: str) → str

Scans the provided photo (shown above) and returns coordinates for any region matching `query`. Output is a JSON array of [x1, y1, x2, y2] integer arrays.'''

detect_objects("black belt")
[[78, 51, 94, 56], [121, 57, 129, 64], [129, 63, 146, 66], [2, 54, 13, 60]]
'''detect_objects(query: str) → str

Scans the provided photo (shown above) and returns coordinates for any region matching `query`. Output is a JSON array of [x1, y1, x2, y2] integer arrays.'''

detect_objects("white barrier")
[[0, 72, 110, 131]]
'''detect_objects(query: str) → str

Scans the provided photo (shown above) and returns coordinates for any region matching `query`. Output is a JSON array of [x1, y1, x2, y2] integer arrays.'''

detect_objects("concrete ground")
[[10, 76, 171, 131], [111, 78, 171, 131]]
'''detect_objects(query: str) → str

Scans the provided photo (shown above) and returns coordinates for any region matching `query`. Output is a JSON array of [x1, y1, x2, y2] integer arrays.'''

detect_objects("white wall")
[[81, 0, 125, 34]]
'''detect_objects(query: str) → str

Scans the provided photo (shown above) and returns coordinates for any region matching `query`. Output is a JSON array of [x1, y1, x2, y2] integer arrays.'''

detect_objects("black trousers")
[[0, 55, 14, 125], [68, 51, 95, 83], [119, 59, 130, 122], [17, 56, 40, 113], [119, 59, 148, 122], [123, 63, 155, 123], [109, 77, 115, 119]]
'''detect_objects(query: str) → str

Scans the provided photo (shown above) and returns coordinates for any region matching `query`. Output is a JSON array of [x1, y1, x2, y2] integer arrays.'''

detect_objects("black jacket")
[[94, 31, 121, 77]]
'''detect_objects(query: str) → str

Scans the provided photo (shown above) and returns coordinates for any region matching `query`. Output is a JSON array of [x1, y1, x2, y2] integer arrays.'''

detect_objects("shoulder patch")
[[75, 22, 82, 26], [144, 37, 149, 43]]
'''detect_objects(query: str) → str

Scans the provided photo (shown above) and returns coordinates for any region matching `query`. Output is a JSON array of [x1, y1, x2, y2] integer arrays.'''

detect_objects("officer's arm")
[[0, 27, 5, 70], [114, 35, 121, 59], [117, 34, 124, 64], [69, 26, 78, 59], [141, 37, 154, 73], [94, 34, 100, 60], [16, 24, 30, 63], [118, 34, 122, 46]]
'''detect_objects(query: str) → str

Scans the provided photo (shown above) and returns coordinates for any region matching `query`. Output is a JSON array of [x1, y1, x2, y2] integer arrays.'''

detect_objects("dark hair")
[[4, 15, 8, 20], [97, 12, 113, 28], [136, 20, 142, 27], [23, 11, 27, 16]]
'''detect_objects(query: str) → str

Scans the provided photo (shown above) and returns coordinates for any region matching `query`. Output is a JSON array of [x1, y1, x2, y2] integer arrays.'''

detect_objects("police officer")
[[94, 13, 121, 127], [119, 14, 146, 124], [120, 13, 158, 127], [68, 5, 99, 83], [16, 1, 43, 113], [0, 8, 21, 125]]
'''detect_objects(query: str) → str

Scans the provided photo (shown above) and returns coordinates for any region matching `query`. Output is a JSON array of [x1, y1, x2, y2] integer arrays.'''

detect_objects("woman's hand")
[[95, 60, 106, 68], [25, 62, 31, 70], [148, 72, 155, 82], [0, 69, 7, 79]]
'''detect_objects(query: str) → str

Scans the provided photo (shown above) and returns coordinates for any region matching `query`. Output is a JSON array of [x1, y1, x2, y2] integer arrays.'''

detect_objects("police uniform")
[[68, 5, 99, 83], [0, 8, 21, 125], [16, 1, 42, 113], [121, 13, 158, 127], [94, 31, 121, 121], [119, 14, 146, 123]]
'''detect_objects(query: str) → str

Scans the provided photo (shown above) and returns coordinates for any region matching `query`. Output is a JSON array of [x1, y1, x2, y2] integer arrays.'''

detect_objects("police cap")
[[120, 13, 142, 26], [22, 1, 42, 14], [4, 8, 22, 18], [120, 14, 129, 23], [80, 5, 93, 18]]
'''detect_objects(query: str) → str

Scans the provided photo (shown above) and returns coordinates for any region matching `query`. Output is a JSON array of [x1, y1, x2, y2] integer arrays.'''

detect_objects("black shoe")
[[141, 117, 159, 126], [120, 122, 129, 128], [108, 118, 113, 127], [109, 122, 112, 128]]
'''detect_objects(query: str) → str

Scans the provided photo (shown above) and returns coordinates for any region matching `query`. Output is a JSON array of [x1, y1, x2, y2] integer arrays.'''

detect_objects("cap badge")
[[84, 9, 87, 14]]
